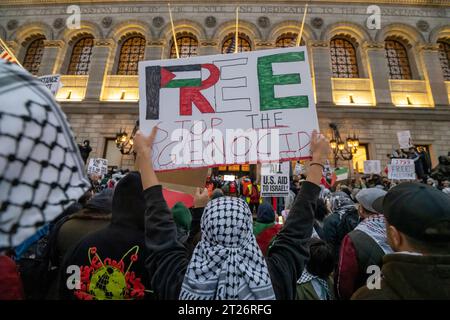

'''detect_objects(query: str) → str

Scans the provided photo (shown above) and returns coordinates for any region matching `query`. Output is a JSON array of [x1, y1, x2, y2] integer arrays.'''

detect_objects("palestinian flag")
[[331, 167, 349, 186], [160, 65, 202, 88]]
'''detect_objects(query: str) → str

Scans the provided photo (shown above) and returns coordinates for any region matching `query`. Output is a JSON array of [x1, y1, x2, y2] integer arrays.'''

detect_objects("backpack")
[[16, 215, 69, 299], [336, 207, 359, 245], [250, 185, 260, 203]]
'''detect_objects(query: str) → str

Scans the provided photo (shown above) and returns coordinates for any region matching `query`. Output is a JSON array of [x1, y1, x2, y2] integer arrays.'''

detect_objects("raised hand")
[[193, 187, 209, 208]]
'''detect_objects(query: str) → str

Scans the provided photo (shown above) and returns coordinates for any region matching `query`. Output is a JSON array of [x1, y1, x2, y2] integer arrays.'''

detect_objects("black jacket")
[[352, 253, 450, 300], [144, 181, 320, 300], [59, 172, 153, 300]]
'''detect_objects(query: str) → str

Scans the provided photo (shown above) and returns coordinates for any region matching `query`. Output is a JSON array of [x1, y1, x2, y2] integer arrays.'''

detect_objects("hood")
[[256, 202, 275, 223], [111, 172, 145, 230], [85, 189, 113, 214], [382, 253, 450, 299]]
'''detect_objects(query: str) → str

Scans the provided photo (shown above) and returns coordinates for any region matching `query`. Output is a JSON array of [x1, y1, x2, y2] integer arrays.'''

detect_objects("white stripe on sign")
[[173, 70, 201, 80]]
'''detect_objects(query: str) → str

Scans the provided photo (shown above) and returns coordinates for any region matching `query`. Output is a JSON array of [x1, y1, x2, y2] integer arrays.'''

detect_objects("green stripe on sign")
[[165, 78, 201, 88]]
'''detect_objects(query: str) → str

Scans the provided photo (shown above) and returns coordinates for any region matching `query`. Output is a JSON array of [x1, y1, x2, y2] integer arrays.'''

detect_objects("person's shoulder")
[[351, 283, 396, 300]]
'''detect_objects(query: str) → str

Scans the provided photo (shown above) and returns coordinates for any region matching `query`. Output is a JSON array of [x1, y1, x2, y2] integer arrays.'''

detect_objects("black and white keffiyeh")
[[0, 61, 90, 249], [179, 197, 275, 300], [354, 214, 393, 254]]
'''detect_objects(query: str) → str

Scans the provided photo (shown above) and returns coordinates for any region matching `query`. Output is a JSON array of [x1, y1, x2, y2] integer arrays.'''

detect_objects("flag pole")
[[0, 37, 24, 68], [234, 7, 239, 54], [168, 3, 179, 59], [296, 3, 308, 47]]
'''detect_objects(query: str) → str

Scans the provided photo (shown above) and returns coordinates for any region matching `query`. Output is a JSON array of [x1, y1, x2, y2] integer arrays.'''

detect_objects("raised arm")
[[266, 130, 330, 299], [134, 128, 189, 299]]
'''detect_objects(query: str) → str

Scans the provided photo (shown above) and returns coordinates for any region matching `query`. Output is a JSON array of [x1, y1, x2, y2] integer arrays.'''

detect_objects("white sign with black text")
[[87, 158, 108, 176], [261, 162, 290, 197], [388, 159, 416, 180]]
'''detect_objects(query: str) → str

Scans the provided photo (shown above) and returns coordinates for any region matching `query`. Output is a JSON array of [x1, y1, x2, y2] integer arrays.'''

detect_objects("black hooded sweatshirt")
[[58, 172, 153, 300]]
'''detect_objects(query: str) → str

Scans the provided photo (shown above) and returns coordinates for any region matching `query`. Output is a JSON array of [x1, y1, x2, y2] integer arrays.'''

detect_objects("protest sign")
[[138, 46, 318, 171], [38, 74, 61, 96], [87, 158, 108, 176], [397, 130, 412, 149], [294, 162, 303, 176], [261, 162, 290, 197], [363, 160, 381, 174], [156, 167, 209, 194], [388, 159, 416, 180]]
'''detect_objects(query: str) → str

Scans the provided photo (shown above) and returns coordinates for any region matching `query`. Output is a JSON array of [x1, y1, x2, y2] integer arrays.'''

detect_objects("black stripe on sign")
[[145, 66, 161, 120]]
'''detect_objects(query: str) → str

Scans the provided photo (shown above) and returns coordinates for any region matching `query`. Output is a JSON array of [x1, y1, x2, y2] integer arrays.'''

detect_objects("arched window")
[[22, 37, 45, 75], [67, 36, 94, 75], [116, 36, 146, 75], [385, 39, 412, 80], [330, 38, 359, 78], [437, 39, 450, 81], [170, 34, 198, 59], [275, 33, 305, 48], [221, 33, 251, 54]]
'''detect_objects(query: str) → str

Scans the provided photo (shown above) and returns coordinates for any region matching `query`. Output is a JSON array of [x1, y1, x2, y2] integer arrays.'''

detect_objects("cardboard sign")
[[156, 167, 208, 195], [363, 160, 381, 174], [87, 158, 108, 176], [38, 74, 62, 96], [397, 130, 412, 149], [224, 174, 236, 182], [261, 162, 290, 197], [138, 46, 318, 171], [388, 159, 416, 180]]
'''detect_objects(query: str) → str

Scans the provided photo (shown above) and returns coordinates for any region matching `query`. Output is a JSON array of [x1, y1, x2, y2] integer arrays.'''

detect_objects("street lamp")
[[115, 120, 139, 155], [329, 123, 359, 167]]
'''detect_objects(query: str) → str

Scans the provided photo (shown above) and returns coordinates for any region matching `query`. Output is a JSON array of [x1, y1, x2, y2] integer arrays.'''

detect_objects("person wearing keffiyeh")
[[296, 239, 335, 300], [134, 127, 331, 300], [335, 188, 393, 300], [0, 60, 90, 299]]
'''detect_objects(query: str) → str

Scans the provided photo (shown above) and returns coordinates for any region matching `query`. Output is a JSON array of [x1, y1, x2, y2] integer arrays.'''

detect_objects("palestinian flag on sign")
[[331, 167, 349, 186], [160, 65, 202, 88]]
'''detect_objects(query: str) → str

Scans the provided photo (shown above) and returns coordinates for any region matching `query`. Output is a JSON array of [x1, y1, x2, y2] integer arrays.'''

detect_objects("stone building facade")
[[1, 0, 449, 172]]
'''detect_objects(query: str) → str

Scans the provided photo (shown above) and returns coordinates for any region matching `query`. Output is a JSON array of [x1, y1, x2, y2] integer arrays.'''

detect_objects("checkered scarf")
[[179, 197, 275, 300], [354, 214, 393, 254], [297, 269, 331, 300], [0, 61, 90, 250]]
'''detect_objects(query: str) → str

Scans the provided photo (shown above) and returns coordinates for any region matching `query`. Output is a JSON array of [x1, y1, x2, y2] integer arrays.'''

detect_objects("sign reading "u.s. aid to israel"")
[[138, 46, 318, 171]]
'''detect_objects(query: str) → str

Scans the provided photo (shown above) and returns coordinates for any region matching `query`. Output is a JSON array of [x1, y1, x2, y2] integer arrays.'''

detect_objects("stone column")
[[198, 40, 220, 56], [363, 41, 393, 107], [311, 40, 333, 105], [38, 40, 64, 76], [145, 40, 165, 60], [85, 39, 113, 101], [419, 43, 449, 108]]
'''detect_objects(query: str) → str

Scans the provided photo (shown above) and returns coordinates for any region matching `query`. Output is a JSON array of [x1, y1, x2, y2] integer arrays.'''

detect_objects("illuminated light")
[[338, 142, 345, 151], [330, 139, 337, 149], [346, 137, 353, 148]]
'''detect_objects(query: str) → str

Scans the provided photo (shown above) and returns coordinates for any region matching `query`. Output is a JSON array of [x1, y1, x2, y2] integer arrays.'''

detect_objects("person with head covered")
[[135, 127, 331, 300]]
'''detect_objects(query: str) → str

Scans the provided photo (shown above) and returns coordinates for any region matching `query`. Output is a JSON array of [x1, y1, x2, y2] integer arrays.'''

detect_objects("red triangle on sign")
[[160, 67, 176, 87]]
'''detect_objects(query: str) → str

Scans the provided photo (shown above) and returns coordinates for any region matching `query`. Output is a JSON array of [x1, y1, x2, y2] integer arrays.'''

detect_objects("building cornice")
[[1, 0, 449, 7], [60, 102, 450, 122]]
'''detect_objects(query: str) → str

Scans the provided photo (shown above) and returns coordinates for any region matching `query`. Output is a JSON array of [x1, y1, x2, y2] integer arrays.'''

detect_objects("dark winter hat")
[[256, 202, 275, 224], [373, 182, 450, 242], [172, 202, 192, 231], [85, 189, 113, 214]]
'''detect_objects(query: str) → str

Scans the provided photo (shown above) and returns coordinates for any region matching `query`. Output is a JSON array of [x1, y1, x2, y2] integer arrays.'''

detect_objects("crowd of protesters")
[[1, 60, 450, 301]]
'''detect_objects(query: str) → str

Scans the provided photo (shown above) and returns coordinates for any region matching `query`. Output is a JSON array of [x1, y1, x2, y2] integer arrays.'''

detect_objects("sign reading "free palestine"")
[[138, 46, 318, 171]]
